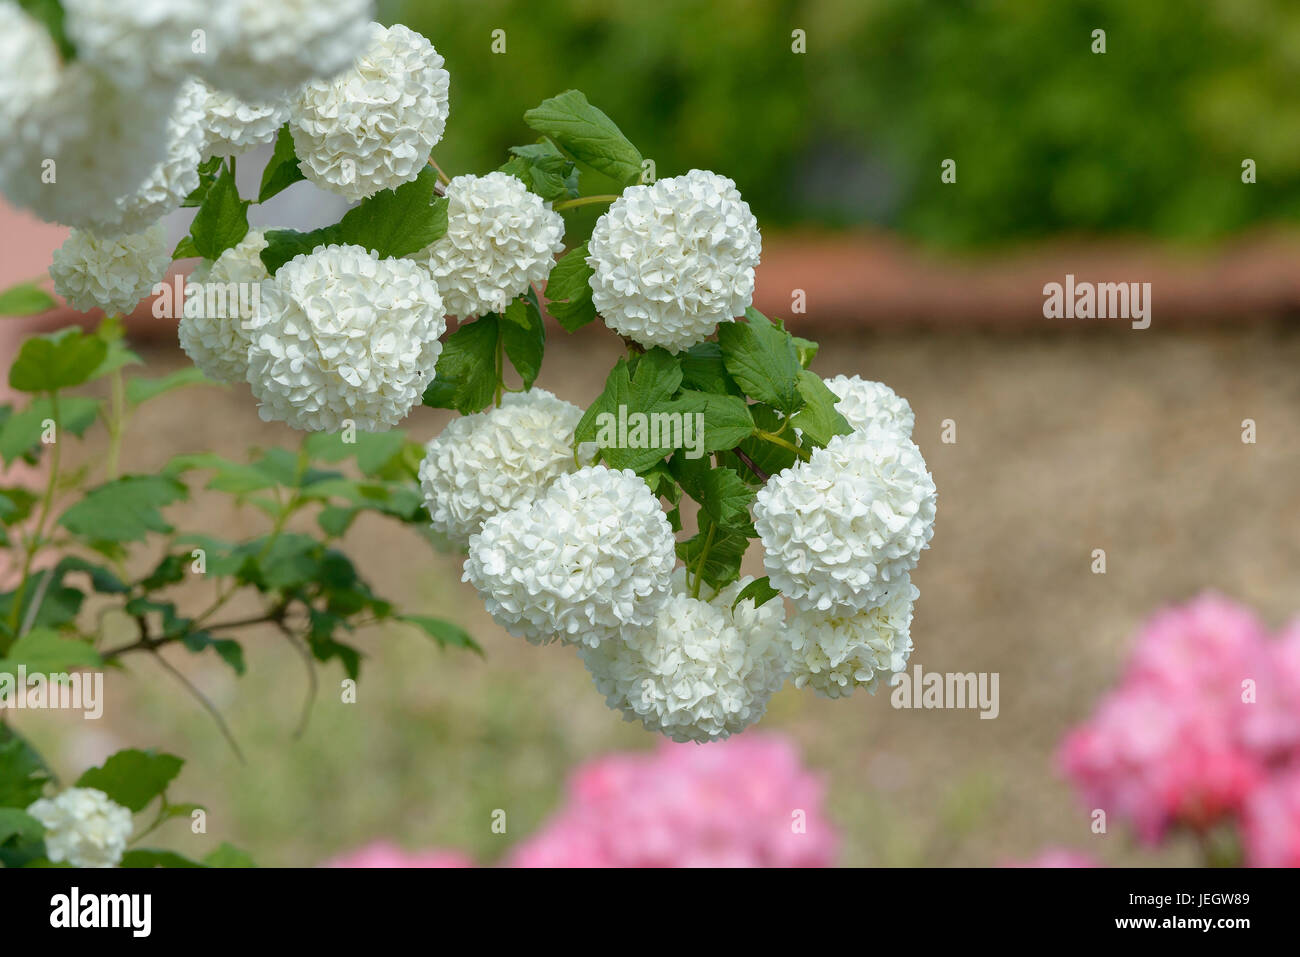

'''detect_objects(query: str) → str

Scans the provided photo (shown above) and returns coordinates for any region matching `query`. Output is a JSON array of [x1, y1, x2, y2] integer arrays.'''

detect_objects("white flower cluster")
[[786, 577, 918, 698], [85, 78, 209, 238], [756, 430, 936, 614], [463, 466, 677, 647], [580, 574, 789, 743], [178, 230, 270, 384], [291, 22, 451, 202], [0, 0, 373, 231], [415, 172, 565, 319], [825, 374, 915, 438], [419, 389, 585, 545], [50, 224, 172, 316], [198, 80, 289, 159], [26, 788, 133, 868], [245, 244, 446, 431], [588, 169, 761, 353]]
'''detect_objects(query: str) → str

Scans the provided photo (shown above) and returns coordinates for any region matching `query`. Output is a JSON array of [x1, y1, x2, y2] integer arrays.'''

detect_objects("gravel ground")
[[13, 320, 1300, 866]]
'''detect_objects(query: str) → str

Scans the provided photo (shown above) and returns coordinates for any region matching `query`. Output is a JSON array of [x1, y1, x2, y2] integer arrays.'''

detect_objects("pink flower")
[[1003, 849, 1100, 868], [1059, 595, 1284, 842], [1240, 766, 1300, 868], [508, 734, 836, 868], [322, 841, 473, 868]]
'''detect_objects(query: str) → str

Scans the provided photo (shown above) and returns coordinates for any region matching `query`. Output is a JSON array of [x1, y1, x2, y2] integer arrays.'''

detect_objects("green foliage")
[[187, 164, 250, 260], [0, 283, 57, 317], [523, 90, 644, 185]]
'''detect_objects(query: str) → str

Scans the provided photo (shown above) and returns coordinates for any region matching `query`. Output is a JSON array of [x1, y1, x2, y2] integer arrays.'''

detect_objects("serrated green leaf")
[[501, 141, 580, 201], [76, 749, 183, 813], [258, 125, 306, 202], [574, 349, 686, 471], [58, 475, 188, 543], [336, 168, 447, 258], [0, 396, 100, 466], [188, 165, 250, 261], [259, 224, 344, 275], [181, 155, 224, 208], [502, 298, 545, 389], [398, 615, 483, 654], [543, 242, 596, 331], [675, 511, 750, 590], [422, 315, 500, 414], [789, 369, 853, 449], [674, 390, 755, 452], [0, 283, 57, 317], [717, 309, 803, 412], [731, 576, 781, 610], [791, 335, 819, 368], [9, 329, 108, 393], [524, 90, 643, 185], [126, 366, 214, 405], [0, 628, 100, 672]]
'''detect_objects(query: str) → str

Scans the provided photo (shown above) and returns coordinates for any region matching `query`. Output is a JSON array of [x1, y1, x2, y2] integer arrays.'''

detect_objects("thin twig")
[[149, 650, 246, 764], [17, 568, 53, 639], [731, 447, 770, 483], [275, 621, 317, 740]]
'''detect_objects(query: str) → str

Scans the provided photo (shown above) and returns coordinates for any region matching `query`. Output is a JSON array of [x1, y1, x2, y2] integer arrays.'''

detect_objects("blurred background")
[[5, 0, 1300, 866]]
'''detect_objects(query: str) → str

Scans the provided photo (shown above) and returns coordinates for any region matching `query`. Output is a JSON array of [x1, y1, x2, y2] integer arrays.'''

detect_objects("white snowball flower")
[[463, 466, 676, 647], [825, 375, 915, 439], [0, 3, 61, 128], [413, 172, 564, 319], [202, 0, 374, 100], [198, 79, 289, 159], [178, 230, 269, 383], [26, 788, 133, 868], [579, 573, 789, 743], [587, 169, 761, 353], [419, 389, 584, 545], [0, 11, 176, 230], [755, 430, 937, 613], [63, 0, 208, 87], [83, 78, 208, 237], [50, 224, 171, 315], [245, 244, 445, 431], [787, 576, 918, 699], [290, 21, 450, 202]]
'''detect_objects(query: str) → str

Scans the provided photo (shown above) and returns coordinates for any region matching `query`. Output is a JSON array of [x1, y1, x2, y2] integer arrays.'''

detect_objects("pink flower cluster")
[[322, 734, 836, 868], [507, 734, 836, 867], [1058, 594, 1300, 865]]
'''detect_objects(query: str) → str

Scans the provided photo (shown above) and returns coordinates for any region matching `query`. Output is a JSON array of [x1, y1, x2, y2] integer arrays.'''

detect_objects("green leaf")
[[422, 315, 500, 414], [717, 405, 796, 483], [76, 749, 184, 813], [398, 615, 483, 654], [203, 842, 256, 868], [675, 390, 755, 452], [55, 556, 128, 594], [679, 341, 743, 396], [524, 90, 643, 185], [0, 283, 57, 317], [791, 335, 819, 368], [789, 369, 853, 448], [260, 225, 345, 275], [669, 457, 754, 528], [181, 631, 245, 675], [0, 728, 52, 807], [188, 165, 250, 261], [58, 475, 188, 543], [126, 367, 214, 406], [0, 628, 100, 672], [0, 396, 100, 466], [501, 141, 580, 201], [258, 125, 306, 203], [8, 329, 108, 393], [16, 0, 75, 60], [675, 512, 750, 590], [0, 808, 43, 845], [120, 849, 204, 868], [336, 168, 448, 258], [543, 243, 596, 331], [502, 298, 545, 389], [716, 309, 803, 412], [731, 576, 781, 610], [574, 349, 686, 471], [181, 156, 224, 208], [172, 235, 200, 259]]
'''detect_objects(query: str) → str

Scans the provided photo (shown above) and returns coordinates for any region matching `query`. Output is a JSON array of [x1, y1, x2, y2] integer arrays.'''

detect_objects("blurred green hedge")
[[384, 0, 1300, 246]]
